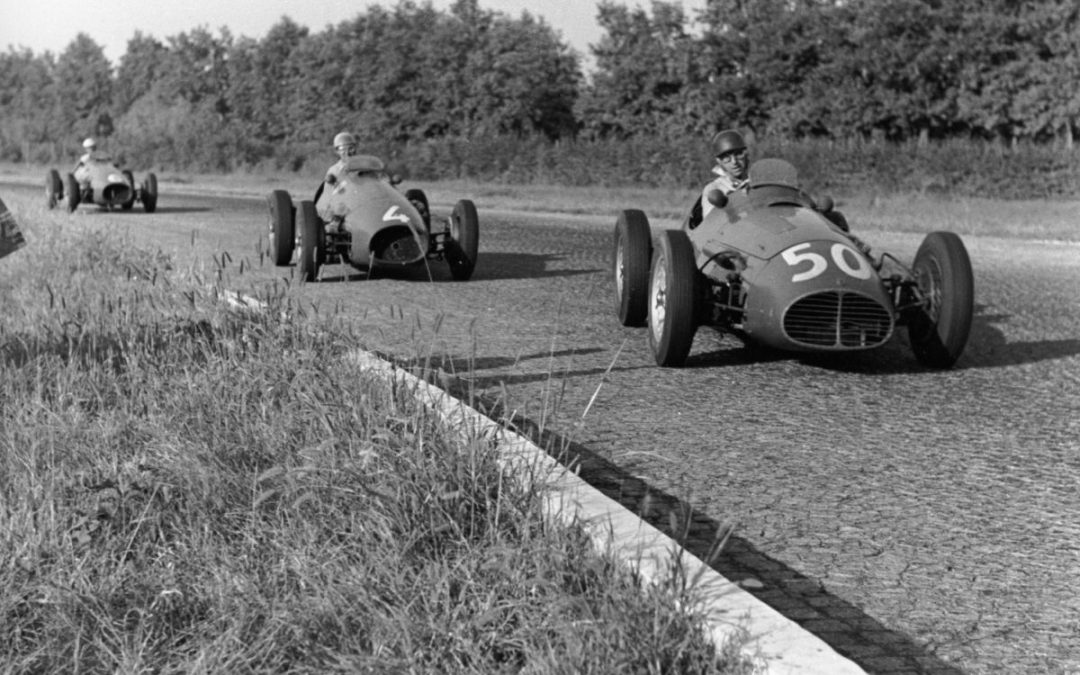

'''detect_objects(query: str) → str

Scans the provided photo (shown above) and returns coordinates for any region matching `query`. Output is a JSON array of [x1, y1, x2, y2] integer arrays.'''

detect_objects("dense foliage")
[[1, 0, 1077, 194]]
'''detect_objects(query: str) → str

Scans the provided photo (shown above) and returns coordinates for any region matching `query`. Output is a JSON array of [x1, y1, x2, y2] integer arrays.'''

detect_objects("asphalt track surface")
[[4, 182, 1079, 674]]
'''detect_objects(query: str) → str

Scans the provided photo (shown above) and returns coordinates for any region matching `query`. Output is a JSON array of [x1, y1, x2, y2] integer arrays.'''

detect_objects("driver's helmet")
[[711, 129, 749, 180], [82, 137, 96, 151], [333, 132, 357, 158], [711, 129, 746, 158]]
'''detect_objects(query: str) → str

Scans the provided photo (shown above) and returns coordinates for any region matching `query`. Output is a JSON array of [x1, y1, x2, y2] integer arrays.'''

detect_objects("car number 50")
[[781, 242, 873, 282]]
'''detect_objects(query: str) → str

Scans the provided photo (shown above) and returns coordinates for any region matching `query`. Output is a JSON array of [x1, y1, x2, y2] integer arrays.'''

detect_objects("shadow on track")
[[439, 384, 966, 675]]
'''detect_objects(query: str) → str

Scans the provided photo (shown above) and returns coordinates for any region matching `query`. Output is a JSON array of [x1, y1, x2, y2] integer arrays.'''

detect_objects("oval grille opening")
[[784, 291, 893, 348]]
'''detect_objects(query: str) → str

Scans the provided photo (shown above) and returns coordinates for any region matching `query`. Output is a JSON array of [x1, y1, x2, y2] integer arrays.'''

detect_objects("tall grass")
[[0, 210, 753, 673]]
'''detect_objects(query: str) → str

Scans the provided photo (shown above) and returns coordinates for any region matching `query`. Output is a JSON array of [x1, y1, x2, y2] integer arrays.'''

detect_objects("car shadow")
[[414, 381, 964, 675], [143, 205, 213, 215], [313, 252, 599, 283], [469, 252, 600, 281], [383, 348, 648, 390]]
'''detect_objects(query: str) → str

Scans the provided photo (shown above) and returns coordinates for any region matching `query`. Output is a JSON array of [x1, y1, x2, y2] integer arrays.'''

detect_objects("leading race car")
[[267, 154, 479, 281], [46, 155, 158, 213], [613, 158, 974, 368]]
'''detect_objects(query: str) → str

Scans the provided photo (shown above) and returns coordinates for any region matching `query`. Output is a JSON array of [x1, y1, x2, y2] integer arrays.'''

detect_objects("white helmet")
[[333, 132, 355, 149], [83, 137, 97, 150]]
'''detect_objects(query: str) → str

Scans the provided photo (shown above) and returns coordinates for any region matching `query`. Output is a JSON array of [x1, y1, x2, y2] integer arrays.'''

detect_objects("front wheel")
[[296, 200, 324, 282], [46, 169, 63, 209], [121, 170, 136, 210], [648, 229, 699, 367], [446, 199, 479, 281], [267, 189, 295, 266], [141, 173, 158, 213], [64, 173, 80, 212], [613, 209, 652, 326], [907, 231, 974, 368], [405, 188, 431, 237]]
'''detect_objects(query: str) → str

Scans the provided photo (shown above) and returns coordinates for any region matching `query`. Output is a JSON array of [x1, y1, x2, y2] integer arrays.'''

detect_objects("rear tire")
[[296, 200, 324, 282], [120, 170, 136, 210], [613, 209, 652, 326], [648, 229, 699, 367], [268, 189, 295, 266], [64, 173, 80, 212], [142, 173, 158, 213], [46, 170, 62, 209], [907, 231, 974, 368], [446, 199, 479, 281]]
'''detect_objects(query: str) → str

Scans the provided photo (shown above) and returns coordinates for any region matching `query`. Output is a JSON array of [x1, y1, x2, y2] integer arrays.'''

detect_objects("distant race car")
[[46, 155, 158, 213], [613, 158, 974, 368], [267, 154, 479, 281]]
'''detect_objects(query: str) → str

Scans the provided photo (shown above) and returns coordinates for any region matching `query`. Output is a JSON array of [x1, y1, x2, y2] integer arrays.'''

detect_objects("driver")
[[703, 129, 750, 213], [324, 131, 358, 186], [688, 129, 750, 228], [73, 137, 104, 183]]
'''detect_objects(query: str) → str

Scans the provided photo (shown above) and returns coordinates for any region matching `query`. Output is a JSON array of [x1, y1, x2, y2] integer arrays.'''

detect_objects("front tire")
[[613, 209, 652, 326], [907, 231, 974, 368], [648, 229, 699, 367], [296, 200, 324, 282], [46, 170, 63, 209], [405, 188, 431, 237], [121, 170, 136, 210], [64, 173, 80, 212], [267, 189, 295, 266], [446, 199, 479, 281], [142, 173, 158, 213]]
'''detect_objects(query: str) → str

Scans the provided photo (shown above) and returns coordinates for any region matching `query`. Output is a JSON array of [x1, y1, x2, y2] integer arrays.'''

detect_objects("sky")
[[1, 0, 708, 69]]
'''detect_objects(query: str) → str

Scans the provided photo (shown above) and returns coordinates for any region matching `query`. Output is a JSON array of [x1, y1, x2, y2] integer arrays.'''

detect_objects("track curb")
[[345, 349, 866, 674]]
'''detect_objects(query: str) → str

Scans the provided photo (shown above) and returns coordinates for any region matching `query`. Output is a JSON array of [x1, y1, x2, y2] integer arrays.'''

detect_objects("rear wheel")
[[121, 170, 136, 210], [648, 229, 699, 367], [142, 173, 158, 213], [446, 199, 479, 281], [296, 200, 324, 282], [267, 189, 295, 266], [64, 173, 80, 212], [46, 170, 62, 209], [613, 209, 652, 326], [907, 231, 974, 368]]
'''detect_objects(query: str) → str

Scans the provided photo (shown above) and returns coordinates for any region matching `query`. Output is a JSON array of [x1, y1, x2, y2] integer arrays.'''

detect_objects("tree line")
[[0, 0, 1077, 178]]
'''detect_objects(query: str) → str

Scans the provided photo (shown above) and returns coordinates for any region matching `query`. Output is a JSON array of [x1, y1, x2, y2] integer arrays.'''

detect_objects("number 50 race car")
[[613, 159, 974, 368], [268, 154, 478, 282]]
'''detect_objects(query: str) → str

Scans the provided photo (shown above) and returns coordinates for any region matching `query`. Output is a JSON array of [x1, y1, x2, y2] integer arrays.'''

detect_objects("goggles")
[[716, 149, 748, 163]]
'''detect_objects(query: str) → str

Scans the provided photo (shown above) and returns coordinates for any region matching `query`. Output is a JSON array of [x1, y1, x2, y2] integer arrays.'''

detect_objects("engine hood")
[[316, 173, 428, 266]]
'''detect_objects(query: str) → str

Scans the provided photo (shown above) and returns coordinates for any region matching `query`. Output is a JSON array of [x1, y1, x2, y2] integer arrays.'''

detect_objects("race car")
[[267, 154, 479, 281], [46, 155, 158, 213], [613, 158, 974, 368]]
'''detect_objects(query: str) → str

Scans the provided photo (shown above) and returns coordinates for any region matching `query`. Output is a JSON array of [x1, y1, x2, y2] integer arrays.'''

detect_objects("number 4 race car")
[[613, 158, 974, 368], [45, 156, 158, 213], [267, 154, 479, 281]]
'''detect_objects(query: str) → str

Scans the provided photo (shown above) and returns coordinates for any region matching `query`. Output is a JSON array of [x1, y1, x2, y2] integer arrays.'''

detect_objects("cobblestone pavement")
[[8, 185, 1079, 674]]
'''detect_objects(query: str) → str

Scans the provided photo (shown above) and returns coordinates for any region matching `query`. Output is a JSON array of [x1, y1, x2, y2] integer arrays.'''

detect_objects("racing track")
[[4, 181, 1079, 674]]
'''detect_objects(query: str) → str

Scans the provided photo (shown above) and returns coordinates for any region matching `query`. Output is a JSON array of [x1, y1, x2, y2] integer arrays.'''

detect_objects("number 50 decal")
[[781, 242, 873, 282]]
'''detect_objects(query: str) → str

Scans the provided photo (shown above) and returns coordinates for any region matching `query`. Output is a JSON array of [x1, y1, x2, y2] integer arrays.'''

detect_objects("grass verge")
[[0, 210, 755, 672]]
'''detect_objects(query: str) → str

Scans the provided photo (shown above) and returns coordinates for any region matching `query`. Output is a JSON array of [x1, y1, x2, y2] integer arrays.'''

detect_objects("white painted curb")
[[346, 350, 866, 675], [216, 288, 863, 673]]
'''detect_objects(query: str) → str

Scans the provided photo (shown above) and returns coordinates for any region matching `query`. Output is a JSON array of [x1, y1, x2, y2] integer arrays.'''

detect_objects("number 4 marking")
[[383, 205, 410, 224]]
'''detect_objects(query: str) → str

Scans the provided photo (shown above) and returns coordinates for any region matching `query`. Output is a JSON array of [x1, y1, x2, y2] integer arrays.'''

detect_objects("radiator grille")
[[784, 291, 893, 348]]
